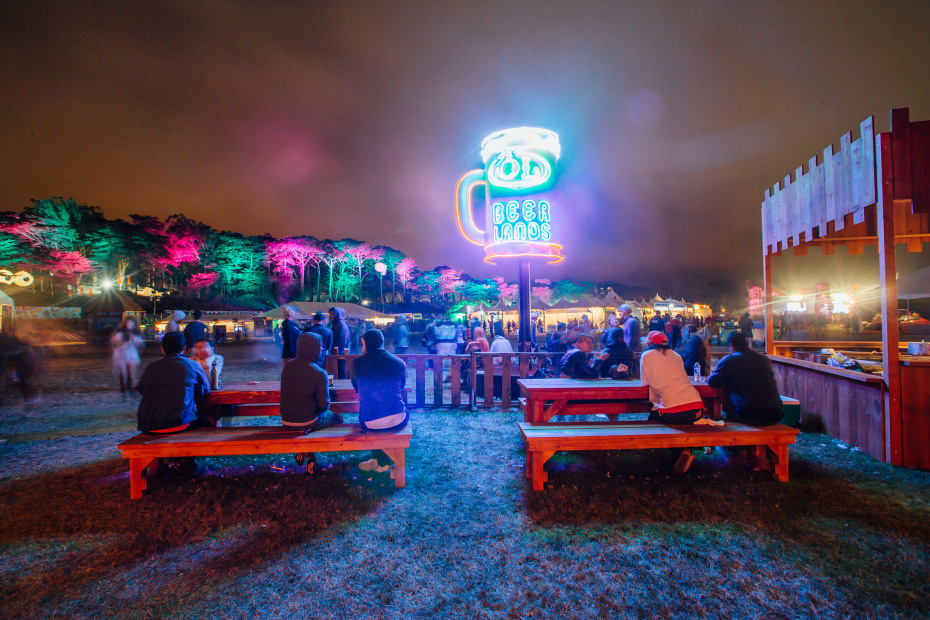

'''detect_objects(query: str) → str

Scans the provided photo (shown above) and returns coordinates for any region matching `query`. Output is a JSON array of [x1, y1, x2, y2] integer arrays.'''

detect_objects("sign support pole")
[[518, 259, 531, 352]]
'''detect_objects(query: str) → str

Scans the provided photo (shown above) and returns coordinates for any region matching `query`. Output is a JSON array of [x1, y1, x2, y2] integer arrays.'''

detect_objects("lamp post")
[[374, 262, 387, 311]]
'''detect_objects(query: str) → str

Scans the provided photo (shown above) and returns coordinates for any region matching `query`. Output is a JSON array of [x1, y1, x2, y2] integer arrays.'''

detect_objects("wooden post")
[[764, 252, 774, 354], [877, 132, 902, 465]]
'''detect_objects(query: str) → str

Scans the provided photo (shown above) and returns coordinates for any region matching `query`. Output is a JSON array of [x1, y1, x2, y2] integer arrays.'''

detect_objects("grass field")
[[0, 343, 928, 619]]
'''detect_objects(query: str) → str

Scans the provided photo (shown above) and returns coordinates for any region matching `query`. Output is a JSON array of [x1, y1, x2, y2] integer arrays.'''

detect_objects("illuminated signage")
[[457, 127, 562, 263], [0, 270, 34, 286], [786, 302, 806, 313]]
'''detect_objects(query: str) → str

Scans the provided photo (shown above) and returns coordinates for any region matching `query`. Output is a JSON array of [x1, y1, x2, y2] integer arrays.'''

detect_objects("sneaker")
[[295, 453, 307, 465], [673, 451, 695, 474], [358, 458, 380, 472], [694, 417, 725, 426], [305, 454, 316, 474]]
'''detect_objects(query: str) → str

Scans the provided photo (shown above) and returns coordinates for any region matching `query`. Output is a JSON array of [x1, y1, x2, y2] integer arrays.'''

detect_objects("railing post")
[[469, 352, 477, 410]]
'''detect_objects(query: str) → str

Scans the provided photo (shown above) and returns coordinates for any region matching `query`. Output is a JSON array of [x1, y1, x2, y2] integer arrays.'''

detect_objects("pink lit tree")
[[46, 250, 97, 294], [493, 276, 518, 305], [532, 278, 553, 305], [187, 271, 219, 291], [438, 267, 464, 302], [395, 257, 417, 304], [265, 236, 323, 297]]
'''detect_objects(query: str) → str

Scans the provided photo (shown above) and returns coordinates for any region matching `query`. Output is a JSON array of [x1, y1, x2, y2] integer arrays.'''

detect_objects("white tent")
[[897, 266, 930, 300], [256, 301, 395, 324]]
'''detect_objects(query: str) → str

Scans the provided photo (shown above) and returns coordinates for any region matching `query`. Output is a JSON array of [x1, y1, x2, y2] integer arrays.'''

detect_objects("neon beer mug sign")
[[457, 127, 563, 263]]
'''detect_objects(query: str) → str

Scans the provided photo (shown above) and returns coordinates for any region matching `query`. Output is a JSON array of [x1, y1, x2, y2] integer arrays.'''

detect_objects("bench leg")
[[768, 443, 790, 482], [381, 448, 406, 489], [129, 457, 157, 500], [529, 450, 555, 491]]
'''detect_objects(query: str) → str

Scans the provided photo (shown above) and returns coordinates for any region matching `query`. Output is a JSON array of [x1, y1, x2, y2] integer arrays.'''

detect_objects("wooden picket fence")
[[324, 352, 558, 410]]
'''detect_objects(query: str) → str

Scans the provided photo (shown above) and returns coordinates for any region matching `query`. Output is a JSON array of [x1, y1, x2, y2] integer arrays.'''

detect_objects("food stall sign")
[[456, 127, 563, 264]]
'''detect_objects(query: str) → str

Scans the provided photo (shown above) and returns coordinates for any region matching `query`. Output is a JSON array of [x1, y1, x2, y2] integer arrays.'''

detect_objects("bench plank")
[[519, 422, 799, 490], [118, 424, 411, 498]]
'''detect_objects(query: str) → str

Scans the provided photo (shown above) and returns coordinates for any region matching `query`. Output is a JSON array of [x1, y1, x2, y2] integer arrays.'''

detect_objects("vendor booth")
[[761, 108, 930, 470]]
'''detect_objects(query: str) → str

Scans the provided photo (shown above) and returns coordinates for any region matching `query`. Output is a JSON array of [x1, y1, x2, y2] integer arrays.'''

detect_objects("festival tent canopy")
[[897, 266, 930, 300], [255, 301, 393, 322]]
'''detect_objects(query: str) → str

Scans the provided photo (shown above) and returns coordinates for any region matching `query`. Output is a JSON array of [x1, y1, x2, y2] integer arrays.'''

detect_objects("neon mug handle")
[[456, 169, 486, 246]]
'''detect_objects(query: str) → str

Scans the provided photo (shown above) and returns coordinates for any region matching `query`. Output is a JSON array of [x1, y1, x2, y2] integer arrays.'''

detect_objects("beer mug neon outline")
[[457, 127, 563, 264]]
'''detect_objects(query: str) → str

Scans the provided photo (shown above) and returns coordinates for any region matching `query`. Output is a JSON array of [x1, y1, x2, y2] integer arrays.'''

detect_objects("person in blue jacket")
[[352, 329, 409, 479], [302, 312, 333, 370]]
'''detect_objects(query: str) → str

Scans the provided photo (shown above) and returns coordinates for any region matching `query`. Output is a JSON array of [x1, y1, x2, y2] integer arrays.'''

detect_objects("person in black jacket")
[[599, 328, 633, 379], [559, 335, 609, 378], [328, 306, 351, 378], [280, 305, 302, 366], [302, 312, 332, 370], [680, 334, 711, 377], [352, 329, 409, 478], [707, 332, 782, 425], [183, 310, 208, 353]]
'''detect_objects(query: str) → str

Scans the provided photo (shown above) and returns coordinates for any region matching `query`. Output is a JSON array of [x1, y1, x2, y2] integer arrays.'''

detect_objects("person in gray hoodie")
[[280, 333, 342, 472]]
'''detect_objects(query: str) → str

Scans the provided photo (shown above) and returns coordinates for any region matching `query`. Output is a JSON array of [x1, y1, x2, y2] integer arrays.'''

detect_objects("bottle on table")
[[693, 362, 702, 383], [211, 359, 219, 389]]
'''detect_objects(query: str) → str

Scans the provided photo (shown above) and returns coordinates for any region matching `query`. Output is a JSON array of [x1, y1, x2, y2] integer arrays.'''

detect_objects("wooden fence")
[[324, 352, 559, 410]]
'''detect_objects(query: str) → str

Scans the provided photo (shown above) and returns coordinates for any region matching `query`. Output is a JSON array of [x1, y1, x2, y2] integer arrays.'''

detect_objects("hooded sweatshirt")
[[352, 332, 408, 431], [280, 333, 330, 427], [329, 307, 350, 354]]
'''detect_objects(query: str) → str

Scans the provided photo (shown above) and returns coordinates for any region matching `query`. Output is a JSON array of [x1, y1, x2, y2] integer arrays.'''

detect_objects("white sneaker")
[[694, 417, 724, 426], [358, 458, 380, 472]]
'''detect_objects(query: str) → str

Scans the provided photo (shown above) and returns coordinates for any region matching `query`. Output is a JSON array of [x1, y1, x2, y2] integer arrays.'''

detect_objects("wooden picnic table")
[[207, 379, 358, 415], [518, 377, 724, 424]]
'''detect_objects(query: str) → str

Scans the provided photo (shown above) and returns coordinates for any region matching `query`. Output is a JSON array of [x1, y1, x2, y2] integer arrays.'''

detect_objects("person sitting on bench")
[[708, 331, 783, 426], [281, 332, 342, 473], [352, 329, 409, 479], [599, 327, 633, 379], [559, 334, 609, 379], [640, 330, 715, 474], [135, 331, 212, 477]]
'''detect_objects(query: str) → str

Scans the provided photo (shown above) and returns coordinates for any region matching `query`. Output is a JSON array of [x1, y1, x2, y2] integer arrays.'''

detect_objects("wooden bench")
[[519, 421, 800, 490], [117, 424, 412, 499]]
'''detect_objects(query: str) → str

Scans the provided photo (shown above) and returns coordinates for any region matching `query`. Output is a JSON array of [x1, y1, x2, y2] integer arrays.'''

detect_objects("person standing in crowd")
[[183, 310, 208, 354], [738, 312, 754, 346], [423, 318, 437, 355], [455, 319, 467, 354], [281, 333, 341, 473], [281, 305, 302, 366], [303, 312, 333, 369], [649, 312, 666, 334], [392, 314, 410, 354], [640, 331, 716, 474], [353, 329, 409, 480], [600, 315, 620, 347], [680, 334, 710, 378], [619, 304, 642, 377], [669, 314, 683, 349], [165, 310, 185, 333], [111, 316, 143, 396], [434, 317, 458, 356], [328, 306, 351, 378], [559, 334, 609, 378], [600, 327, 633, 379], [581, 314, 593, 335]]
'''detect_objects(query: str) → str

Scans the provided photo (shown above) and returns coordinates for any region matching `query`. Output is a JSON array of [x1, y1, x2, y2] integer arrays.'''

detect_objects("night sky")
[[2, 1, 929, 295]]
